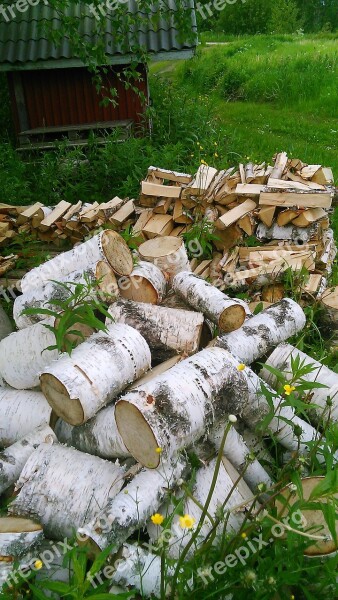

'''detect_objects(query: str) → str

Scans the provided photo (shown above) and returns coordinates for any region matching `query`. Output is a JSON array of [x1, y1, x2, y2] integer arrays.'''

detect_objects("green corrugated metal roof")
[[0, 1, 197, 70]]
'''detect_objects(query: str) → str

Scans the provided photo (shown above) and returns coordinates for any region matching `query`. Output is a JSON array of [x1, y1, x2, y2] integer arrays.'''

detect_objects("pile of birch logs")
[[0, 158, 337, 595]]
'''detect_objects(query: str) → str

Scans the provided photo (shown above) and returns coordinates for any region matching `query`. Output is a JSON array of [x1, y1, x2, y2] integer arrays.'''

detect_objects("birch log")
[[260, 343, 338, 423], [118, 261, 166, 304], [54, 405, 129, 460], [215, 299, 306, 364], [0, 517, 44, 590], [209, 422, 273, 491], [173, 271, 250, 333], [115, 348, 248, 468], [138, 236, 191, 282], [40, 323, 151, 426], [78, 455, 187, 552], [0, 389, 52, 447], [0, 306, 12, 341], [0, 425, 56, 495], [21, 230, 133, 294], [0, 319, 93, 390], [147, 457, 253, 559], [13, 261, 119, 329], [107, 300, 204, 361], [321, 286, 338, 329], [256, 223, 314, 243], [10, 443, 125, 540]]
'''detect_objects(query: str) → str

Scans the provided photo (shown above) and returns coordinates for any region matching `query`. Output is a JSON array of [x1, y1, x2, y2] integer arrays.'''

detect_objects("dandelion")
[[155, 447, 162, 454], [228, 414, 237, 423], [241, 532, 247, 539], [214, 141, 218, 146], [190, 154, 194, 157], [243, 569, 256, 586], [179, 514, 196, 529], [237, 363, 246, 371], [34, 560, 43, 570], [214, 153, 219, 158], [290, 596, 295, 600], [199, 145, 204, 150], [284, 384, 296, 396], [151, 513, 164, 526]]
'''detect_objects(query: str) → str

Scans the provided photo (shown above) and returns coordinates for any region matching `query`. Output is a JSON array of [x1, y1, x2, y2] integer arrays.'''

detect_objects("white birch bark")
[[215, 299, 306, 364], [209, 423, 273, 492], [54, 405, 130, 460], [0, 425, 56, 495], [13, 261, 119, 329], [173, 271, 250, 332], [0, 517, 44, 591], [40, 323, 151, 426], [107, 299, 204, 362], [115, 347, 248, 468], [147, 457, 253, 559], [111, 543, 174, 598], [0, 306, 12, 341], [256, 222, 314, 243], [10, 443, 125, 540], [260, 343, 338, 423], [78, 455, 187, 552], [138, 236, 191, 282], [0, 389, 52, 447], [21, 230, 133, 294], [118, 260, 166, 304]]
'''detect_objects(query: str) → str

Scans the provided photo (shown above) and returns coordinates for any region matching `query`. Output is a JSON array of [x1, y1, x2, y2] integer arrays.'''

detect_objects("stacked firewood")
[[0, 222, 337, 594]]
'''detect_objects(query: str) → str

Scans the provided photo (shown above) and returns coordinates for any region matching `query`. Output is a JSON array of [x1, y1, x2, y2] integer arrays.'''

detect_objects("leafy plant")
[[182, 218, 220, 260]]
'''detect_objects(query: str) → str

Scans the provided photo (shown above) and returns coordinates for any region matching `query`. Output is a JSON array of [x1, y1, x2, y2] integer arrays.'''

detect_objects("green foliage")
[[22, 275, 113, 355], [269, 0, 302, 34], [182, 217, 220, 259]]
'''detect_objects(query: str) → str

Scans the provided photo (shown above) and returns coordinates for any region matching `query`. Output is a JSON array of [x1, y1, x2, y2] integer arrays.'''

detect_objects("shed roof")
[[0, 1, 197, 71]]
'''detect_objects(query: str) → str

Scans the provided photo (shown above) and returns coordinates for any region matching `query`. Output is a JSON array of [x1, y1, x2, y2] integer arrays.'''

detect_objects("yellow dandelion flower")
[[214, 153, 219, 158], [179, 514, 196, 529], [151, 513, 164, 526], [284, 384, 296, 396], [241, 532, 247, 539], [237, 364, 246, 371], [34, 560, 43, 570], [155, 447, 162, 454], [214, 141, 218, 146]]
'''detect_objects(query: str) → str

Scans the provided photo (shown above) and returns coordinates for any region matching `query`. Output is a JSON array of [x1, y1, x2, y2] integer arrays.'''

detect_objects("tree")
[[269, 0, 302, 33]]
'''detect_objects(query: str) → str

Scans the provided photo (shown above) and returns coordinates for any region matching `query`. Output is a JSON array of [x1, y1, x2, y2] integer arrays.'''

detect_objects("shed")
[[0, 1, 197, 148]]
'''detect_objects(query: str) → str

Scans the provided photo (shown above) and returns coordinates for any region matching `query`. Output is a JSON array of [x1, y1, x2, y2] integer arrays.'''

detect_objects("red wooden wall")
[[8, 64, 148, 134]]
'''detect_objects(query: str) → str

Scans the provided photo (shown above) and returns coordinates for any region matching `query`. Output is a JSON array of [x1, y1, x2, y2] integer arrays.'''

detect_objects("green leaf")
[[29, 583, 53, 600]]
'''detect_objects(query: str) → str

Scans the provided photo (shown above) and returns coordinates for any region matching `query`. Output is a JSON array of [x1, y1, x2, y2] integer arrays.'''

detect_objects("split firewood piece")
[[236, 183, 264, 196], [262, 284, 285, 303], [186, 165, 218, 195], [148, 457, 253, 560], [257, 206, 276, 227], [153, 198, 172, 214], [142, 214, 174, 238], [138, 236, 191, 282], [299, 165, 321, 180], [132, 208, 153, 239], [10, 443, 125, 541], [40, 323, 151, 426], [109, 199, 135, 228], [216, 199, 256, 230], [275, 477, 338, 557], [317, 230, 337, 270], [269, 152, 288, 180], [107, 299, 204, 361], [21, 230, 133, 294], [292, 207, 327, 228], [31, 207, 53, 229], [0, 389, 53, 447], [0, 318, 94, 390], [213, 224, 243, 251], [256, 222, 314, 243], [148, 166, 192, 184], [0, 425, 56, 495], [0, 305, 12, 342], [117, 260, 166, 304], [39, 201, 72, 231], [126, 355, 183, 390], [209, 423, 273, 492], [286, 171, 325, 190], [238, 213, 256, 236], [141, 181, 181, 198], [16, 202, 44, 225], [260, 343, 338, 423], [54, 405, 129, 460], [61, 201, 82, 224], [303, 274, 326, 296], [173, 199, 193, 224], [0, 517, 44, 590], [209, 251, 224, 288], [276, 209, 302, 227], [173, 271, 250, 333], [311, 167, 334, 185], [115, 348, 248, 468], [321, 286, 338, 328], [97, 197, 127, 220], [13, 261, 119, 329], [78, 455, 187, 552], [215, 299, 306, 364], [193, 259, 212, 278], [259, 191, 332, 209]]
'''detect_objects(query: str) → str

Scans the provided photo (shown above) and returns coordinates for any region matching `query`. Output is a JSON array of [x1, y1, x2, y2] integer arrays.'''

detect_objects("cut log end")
[[219, 304, 246, 333], [115, 401, 160, 469], [120, 276, 159, 304], [40, 373, 84, 426], [0, 517, 42, 535], [101, 230, 133, 276], [96, 260, 119, 298]]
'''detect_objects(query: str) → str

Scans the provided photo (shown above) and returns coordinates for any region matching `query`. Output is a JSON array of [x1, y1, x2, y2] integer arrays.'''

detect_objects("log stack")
[[0, 155, 337, 595]]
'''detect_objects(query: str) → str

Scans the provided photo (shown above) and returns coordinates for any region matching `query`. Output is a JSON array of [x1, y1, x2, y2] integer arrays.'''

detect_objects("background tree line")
[[197, 0, 338, 34]]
